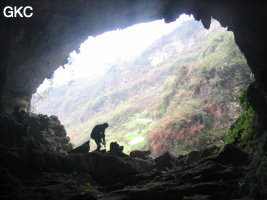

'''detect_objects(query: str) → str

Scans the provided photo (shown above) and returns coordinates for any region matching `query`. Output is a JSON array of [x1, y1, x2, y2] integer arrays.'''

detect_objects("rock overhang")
[[0, 0, 266, 113]]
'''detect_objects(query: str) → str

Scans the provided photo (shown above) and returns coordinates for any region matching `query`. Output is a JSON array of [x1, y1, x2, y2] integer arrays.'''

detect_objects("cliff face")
[[32, 19, 252, 156]]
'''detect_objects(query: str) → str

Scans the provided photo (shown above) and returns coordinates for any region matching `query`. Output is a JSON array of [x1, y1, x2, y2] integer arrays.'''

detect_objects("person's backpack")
[[110, 141, 120, 153], [110, 141, 124, 153]]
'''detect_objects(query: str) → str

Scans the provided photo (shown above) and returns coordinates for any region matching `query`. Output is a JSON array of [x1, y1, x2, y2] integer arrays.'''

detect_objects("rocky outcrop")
[[247, 81, 267, 130], [28, 113, 72, 153], [0, 112, 72, 153], [68, 140, 90, 154], [185, 141, 223, 164], [155, 151, 179, 170], [0, 109, 263, 199], [0, 113, 257, 200], [130, 150, 152, 160], [0, 138, 255, 200], [0, 147, 153, 179]]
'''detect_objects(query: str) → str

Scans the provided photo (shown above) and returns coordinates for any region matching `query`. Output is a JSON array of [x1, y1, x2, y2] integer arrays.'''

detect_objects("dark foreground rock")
[[0, 114, 257, 200], [28, 113, 73, 153], [0, 142, 254, 200], [68, 140, 90, 154], [0, 113, 72, 153]]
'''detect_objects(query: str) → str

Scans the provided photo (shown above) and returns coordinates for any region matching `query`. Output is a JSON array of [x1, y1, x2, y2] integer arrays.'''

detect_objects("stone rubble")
[[0, 113, 260, 200]]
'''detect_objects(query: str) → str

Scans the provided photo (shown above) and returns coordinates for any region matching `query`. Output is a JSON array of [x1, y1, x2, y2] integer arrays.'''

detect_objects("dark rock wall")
[[28, 113, 73, 153], [0, 112, 72, 153], [0, 0, 266, 119], [0, 0, 164, 113]]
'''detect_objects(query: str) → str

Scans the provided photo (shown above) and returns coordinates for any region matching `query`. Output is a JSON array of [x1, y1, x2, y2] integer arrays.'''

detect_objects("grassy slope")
[[32, 19, 253, 156]]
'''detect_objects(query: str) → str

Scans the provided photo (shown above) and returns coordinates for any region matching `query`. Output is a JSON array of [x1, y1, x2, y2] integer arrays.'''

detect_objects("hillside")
[[32, 19, 253, 156]]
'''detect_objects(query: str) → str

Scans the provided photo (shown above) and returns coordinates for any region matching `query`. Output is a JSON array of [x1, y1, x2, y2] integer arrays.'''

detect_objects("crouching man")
[[90, 123, 109, 151]]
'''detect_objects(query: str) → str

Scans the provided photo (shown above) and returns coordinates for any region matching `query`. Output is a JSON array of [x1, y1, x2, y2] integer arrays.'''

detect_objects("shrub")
[[224, 87, 255, 146]]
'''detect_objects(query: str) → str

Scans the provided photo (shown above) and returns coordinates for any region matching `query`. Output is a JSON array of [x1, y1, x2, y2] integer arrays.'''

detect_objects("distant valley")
[[32, 19, 253, 156]]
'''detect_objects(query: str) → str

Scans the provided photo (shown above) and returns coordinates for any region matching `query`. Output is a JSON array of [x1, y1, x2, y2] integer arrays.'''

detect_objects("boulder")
[[185, 150, 201, 164], [185, 142, 223, 164], [216, 143, 249, 165], [28, 113, 72, 153], [68, 141, 90, 154], [155, 151, 178, 170], [130, 150, 151, 160]]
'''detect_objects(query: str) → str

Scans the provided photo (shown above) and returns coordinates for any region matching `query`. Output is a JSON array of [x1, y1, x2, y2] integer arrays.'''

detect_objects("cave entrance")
[[31, 14, 253, 156]]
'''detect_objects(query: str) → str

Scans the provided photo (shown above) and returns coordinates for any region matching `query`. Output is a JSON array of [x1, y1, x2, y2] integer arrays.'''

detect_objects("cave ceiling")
[[0, 0, 266, 113]]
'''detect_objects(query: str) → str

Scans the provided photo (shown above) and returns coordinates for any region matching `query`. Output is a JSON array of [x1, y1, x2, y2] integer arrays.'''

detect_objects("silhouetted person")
[[90, 123, 108, 151]]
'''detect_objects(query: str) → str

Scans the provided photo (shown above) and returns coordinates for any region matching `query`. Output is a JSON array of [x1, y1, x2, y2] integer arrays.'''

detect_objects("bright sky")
[[37, 14, 193, 92]]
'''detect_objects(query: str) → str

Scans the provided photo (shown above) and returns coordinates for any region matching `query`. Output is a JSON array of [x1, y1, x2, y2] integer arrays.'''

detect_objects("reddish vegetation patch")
[[149, 119, 205, 156], [202, 102, 220, 116], [188, 124, 204, 137]]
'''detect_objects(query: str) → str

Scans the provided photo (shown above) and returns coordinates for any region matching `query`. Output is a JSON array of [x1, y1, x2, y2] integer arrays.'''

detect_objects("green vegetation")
[[249, 153, 267, 196], [198, 31, 250, 82], [147, 30, 252, 156], [198, 31, 252, 104], [84, 182, 91, 187], [221, 86, 267, 197], [32, 20, 253, 157], [224, 87, 255, 147], [195, 128, 227, 149]]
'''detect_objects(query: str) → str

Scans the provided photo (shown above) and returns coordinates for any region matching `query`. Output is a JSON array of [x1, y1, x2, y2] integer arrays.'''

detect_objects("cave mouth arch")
[[30, 15, 254, 155], [34, 14, 193, 94], [0, 2, 267, 198], [1, 1, 265, 117], [1, 1, 266, 142]]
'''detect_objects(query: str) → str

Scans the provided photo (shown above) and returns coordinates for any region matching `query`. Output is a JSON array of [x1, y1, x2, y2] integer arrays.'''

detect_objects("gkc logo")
[[3, 6, 33, 18]]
